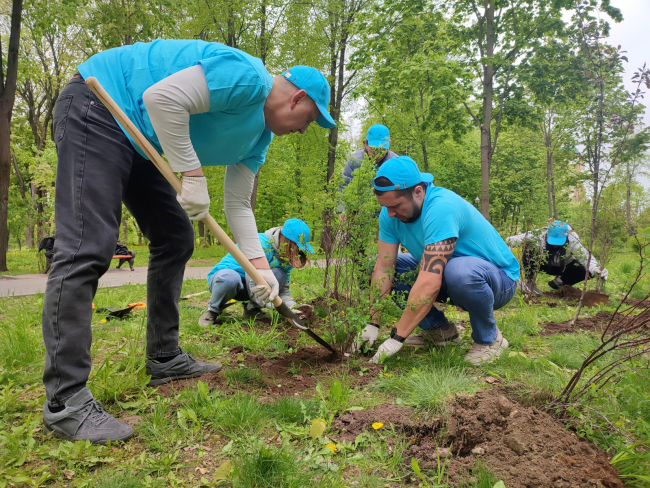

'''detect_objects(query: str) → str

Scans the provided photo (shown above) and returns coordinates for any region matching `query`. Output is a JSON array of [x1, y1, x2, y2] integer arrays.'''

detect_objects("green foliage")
[[377, 365, 479, 413], [224, 366, 266, 388], [233, 445, 313, 488]]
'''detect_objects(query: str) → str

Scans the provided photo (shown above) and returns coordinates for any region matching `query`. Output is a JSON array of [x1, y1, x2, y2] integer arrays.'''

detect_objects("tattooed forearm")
[[421, 238, 457, 275]]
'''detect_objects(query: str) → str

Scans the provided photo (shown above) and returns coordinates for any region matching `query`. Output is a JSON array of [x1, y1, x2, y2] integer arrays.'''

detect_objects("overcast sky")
[[608, 0, 650, 128]]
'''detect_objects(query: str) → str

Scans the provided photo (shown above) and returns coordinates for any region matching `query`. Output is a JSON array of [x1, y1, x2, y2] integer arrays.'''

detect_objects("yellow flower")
[[384, 373, 392, 377], [372, 422, 384, 430], [325, 443, 337, 452]]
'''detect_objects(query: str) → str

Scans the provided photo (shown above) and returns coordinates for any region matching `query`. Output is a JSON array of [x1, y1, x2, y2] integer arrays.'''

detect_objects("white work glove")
[[370, 338, 403, 364], [248, 269, 280, 304], [593, 266, 608, 280], [177, 176, 210, 221], [350, 323, 380, 353]]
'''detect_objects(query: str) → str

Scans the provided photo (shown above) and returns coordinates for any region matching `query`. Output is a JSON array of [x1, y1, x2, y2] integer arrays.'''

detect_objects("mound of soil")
[[622, 297, 650, 309], [543, 286, 609, 307], [154, 346, 381, 397], [331, 390, 621, 488]]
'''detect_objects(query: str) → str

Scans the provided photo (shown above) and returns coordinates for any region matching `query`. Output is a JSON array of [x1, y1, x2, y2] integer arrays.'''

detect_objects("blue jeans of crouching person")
[[208, 268, 288, 313], [393, 253, 516, 345]]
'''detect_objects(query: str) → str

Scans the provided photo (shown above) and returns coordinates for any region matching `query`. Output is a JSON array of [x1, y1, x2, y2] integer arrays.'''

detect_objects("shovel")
[[84, 77, 336, 355]]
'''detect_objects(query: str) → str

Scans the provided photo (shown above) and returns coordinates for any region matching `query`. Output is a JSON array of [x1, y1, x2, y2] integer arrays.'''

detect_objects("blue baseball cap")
[[373, 156, 433, 192], [366, 124, 390, 148], [281, 66, 336, 129], [547, 221, 570, 245], [281, 218, 314, 254]]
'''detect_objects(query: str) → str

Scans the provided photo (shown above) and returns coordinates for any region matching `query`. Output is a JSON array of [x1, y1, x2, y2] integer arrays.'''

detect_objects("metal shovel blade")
[[275, 303, 337, 354]]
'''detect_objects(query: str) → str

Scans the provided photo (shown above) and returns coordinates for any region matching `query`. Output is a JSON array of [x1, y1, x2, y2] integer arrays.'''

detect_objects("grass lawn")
[[3, 245, 229, 276], [0, 250, 648, 487]]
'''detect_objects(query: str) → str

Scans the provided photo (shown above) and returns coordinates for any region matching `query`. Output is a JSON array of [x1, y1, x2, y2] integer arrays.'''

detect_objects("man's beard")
[[399, 201, 423, 223]]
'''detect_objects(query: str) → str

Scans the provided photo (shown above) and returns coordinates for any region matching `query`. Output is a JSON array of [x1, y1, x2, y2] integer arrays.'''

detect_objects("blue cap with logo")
[[366, 124, 390, 148], [547, 220, 570, 246], [281, 218, 314, 254], [373, 156, 433, 192], [281, 66, 336, 129]]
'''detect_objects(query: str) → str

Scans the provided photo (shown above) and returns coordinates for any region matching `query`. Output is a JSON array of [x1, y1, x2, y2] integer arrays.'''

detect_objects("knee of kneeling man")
[[443, 260, 475, 287]]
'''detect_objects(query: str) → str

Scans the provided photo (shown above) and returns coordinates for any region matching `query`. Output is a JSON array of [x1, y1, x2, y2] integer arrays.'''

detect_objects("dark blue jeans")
[[393, 253, 516, 345]]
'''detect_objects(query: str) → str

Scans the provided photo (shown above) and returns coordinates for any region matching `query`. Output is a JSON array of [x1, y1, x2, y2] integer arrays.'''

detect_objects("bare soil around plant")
[[543, 285, 610, 307], [155, 345, 382, 397], [540, 309, 649, 336], [331, 390, 622, 487]]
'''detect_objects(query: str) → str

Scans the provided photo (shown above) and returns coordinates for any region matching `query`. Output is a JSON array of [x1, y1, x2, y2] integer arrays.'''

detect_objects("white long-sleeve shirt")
[[506, 226, 599, 273], [143, 65, 263, 259]]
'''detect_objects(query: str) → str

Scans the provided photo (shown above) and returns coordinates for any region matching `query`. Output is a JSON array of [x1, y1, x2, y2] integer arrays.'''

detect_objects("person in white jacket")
[[506, 221, 608, 295]]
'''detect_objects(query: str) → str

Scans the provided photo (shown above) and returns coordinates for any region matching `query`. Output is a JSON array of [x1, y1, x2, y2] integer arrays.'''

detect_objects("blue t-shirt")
[[378, 183, 520, 282], [78, 39, 273, 174], [207, 233, 293, 283]]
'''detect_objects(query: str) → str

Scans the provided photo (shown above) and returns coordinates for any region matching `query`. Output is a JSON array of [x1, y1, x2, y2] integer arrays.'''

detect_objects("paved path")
[[0, 266, 214, 297]]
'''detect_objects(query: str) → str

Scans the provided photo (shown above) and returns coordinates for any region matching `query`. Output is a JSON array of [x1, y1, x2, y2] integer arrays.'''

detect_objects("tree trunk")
[[0, 0, 24, 270], [625, 169, 632, 224], [479, 1, 495, 220], [122, 210, 128, 243], [421, 142, 429, 173]]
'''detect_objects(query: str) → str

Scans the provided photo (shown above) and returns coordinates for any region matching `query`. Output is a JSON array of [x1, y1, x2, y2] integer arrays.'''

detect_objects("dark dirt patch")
[[541, 310, 620, 335], [622, 297, 650, 309], [154, 346, 382, 397], [540, 310, 648, 336], [543, 285, 609, 307], [330, 390, 621, 488]]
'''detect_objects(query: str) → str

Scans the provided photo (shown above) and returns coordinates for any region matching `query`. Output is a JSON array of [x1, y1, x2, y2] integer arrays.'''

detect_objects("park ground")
[[0, 247, 649, 487]]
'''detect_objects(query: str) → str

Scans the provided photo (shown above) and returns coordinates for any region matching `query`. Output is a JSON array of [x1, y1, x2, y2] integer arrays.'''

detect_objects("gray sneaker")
[[146, 350, 222, 386], [43, 387, 134, 444], [198, 309, 220, 327], [464, 328, 509, 365], [405, 321, 463, 347]]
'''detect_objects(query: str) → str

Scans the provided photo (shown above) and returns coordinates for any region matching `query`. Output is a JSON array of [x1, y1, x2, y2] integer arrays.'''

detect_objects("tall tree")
[[0, 0, 24, 270], [523, 38, 583, 220], [453, 0, 568, 219]]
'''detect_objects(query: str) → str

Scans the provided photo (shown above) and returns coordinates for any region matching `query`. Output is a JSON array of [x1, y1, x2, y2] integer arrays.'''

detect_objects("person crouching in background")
[[199, 219, 313, 325]]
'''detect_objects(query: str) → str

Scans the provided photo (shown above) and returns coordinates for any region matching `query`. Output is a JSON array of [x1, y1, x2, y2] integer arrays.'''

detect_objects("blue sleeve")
[[423, 202, 462, 245], [378, 208, 399, 244], [199, 52, 269, 113]]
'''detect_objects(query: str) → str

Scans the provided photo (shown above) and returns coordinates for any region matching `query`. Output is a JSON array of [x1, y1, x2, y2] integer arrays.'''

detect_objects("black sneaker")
[[548, 277, 563, 290], [43, 387, 134, 444], [146, 350, 221, 386], [198, 309, 220, 327], [242, 302, 270, 321]]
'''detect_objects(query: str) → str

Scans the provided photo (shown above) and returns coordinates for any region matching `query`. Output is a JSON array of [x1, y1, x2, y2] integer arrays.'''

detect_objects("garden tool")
[[84, 77, 336, 355]]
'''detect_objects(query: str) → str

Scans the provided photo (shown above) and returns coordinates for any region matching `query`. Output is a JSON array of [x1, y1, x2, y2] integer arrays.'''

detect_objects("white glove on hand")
[[593, 266, 609, 280], [249, 269, 280, 304], [350, 323, 379, 353], [370, 338, 403, 364], [177, 176, 210, 221]]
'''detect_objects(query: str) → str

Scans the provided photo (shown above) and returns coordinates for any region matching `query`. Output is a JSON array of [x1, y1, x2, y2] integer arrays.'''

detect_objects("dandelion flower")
[[372, 422, 384, 430], [325, 443, 337, 452]]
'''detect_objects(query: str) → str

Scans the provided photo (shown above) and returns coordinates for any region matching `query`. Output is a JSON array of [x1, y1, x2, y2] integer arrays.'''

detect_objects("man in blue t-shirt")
[[353, 156, 519, 365]]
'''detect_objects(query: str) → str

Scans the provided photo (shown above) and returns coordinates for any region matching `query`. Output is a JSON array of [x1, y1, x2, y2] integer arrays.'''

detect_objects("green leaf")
[[493, 482, 506, 488], [213, 460, 232, 481], [310, 418, 327, 440]]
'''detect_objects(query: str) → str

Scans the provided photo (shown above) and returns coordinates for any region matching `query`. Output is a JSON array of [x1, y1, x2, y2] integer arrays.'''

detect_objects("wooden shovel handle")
[[84, 77, 282, 307]]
